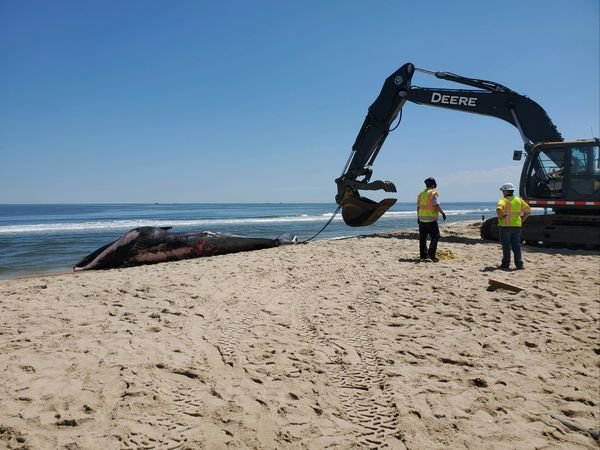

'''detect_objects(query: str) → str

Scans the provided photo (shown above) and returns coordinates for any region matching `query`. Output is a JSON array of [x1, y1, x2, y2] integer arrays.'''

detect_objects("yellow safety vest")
[[417, 189, 439, 222], [497, 196, 531, 227]]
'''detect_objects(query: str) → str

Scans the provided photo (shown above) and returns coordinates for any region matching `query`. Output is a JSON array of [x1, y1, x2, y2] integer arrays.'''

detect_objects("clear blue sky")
[[1, 0, 598, 203]]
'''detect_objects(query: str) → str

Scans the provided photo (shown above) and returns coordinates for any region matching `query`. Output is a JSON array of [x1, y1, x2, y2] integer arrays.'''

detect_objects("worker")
[[496, 182, 531, 270], [417, 177, 446, 262], [547, 165, 564, 195]]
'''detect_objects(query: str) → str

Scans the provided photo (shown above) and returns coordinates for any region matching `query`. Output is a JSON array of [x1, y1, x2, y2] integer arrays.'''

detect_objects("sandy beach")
[[0, 221, 598, 449]]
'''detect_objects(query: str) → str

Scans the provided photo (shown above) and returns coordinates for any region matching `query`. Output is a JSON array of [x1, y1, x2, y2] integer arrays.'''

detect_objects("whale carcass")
[[74, 226, 296, 271]]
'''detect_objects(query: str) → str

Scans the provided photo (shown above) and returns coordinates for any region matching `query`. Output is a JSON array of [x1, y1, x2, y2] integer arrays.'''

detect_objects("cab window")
[[565, 145, 600, 199], [569, 146, 600, 175]]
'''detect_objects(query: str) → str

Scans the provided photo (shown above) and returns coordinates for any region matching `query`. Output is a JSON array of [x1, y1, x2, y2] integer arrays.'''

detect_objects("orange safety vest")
[[417, 189, 439, 222], [497, 195, 530, 227]]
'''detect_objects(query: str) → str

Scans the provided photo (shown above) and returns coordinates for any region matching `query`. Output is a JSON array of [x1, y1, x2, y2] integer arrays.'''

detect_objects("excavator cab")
[[521, 139, 600, 208]]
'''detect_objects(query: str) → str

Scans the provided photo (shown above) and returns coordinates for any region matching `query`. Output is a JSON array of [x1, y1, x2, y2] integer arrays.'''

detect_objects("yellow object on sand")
[[436, 249, 458, 260]]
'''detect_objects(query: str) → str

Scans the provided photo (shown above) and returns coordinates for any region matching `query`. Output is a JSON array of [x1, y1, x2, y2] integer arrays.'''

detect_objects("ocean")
[[0, 202, 496, 279]]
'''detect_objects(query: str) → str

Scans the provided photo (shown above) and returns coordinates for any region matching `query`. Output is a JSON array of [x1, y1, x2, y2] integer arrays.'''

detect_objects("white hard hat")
[[500, 182, 515, 191]]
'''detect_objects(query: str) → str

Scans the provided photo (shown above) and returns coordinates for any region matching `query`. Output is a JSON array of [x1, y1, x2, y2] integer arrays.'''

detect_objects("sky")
[[1, 0, 598, 204]]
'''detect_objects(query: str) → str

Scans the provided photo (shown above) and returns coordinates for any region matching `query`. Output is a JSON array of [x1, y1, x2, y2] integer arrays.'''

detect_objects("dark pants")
[[419, 220, 440, 259], [499, 226, 523, 268]]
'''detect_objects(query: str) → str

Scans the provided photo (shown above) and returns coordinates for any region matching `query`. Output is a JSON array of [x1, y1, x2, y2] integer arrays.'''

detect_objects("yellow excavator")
[[335, 63, 600, 248]]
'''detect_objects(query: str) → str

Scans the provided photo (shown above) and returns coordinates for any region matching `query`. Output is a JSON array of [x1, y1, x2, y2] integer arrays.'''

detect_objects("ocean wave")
[[0, 216, 342, 234], [0, 208, 493, 234]]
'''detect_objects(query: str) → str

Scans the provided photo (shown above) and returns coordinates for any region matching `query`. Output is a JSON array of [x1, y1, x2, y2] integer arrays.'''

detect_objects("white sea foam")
[[0, 208, 494, 235], [0, 215, 343, 234]]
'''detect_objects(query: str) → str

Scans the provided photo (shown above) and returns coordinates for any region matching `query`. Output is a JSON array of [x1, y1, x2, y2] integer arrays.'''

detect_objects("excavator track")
[[481, 215, 600, 250]]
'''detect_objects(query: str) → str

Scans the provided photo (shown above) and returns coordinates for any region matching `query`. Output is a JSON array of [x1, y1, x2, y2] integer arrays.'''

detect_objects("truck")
[[335, 63, 600, 248]]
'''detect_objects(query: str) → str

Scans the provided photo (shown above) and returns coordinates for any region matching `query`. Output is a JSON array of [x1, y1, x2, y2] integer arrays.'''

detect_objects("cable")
[[300, 93, 403, 245], [298, 205, 341, 244], [388, 109, 403, 132]]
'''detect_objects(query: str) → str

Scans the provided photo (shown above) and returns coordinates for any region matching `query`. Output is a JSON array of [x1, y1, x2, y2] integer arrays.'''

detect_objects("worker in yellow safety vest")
[[417, 177, 446, 262], [496, 182, 531, 270]]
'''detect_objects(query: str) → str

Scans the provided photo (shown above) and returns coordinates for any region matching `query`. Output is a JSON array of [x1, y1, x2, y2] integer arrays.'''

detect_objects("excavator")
[[335, 63, 600, 248]]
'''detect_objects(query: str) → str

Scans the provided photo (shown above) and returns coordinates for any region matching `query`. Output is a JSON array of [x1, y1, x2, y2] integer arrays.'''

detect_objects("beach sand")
[[0, 221, 598, 449]]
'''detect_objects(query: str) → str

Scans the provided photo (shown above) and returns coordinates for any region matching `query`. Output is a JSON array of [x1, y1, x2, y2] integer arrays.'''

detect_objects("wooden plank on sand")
[[487, 278, 525, 293]]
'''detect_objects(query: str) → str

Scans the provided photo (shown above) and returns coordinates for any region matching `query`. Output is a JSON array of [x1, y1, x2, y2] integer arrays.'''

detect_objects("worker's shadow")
[[398, 261, 515, 271], [482, 266, 511, 272], [398, 257, 432, 264], [361, 231, 494, 246]]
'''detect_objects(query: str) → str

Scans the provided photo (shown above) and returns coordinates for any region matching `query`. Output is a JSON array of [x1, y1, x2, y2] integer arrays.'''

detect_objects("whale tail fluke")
[[276, 233, 297, 245]]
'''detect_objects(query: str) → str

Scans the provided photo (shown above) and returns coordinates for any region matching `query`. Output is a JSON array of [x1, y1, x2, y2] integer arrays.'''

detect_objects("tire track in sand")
[[291, 268, 406, 449]]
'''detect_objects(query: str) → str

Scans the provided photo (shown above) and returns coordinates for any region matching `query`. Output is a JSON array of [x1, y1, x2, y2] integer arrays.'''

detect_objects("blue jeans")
[[499, 227, 523, 268]]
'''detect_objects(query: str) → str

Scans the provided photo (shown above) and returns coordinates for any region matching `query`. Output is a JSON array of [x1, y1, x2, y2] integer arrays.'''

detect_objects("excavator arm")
[[335, 63, 416, 226], [335, 63, 562, 226]]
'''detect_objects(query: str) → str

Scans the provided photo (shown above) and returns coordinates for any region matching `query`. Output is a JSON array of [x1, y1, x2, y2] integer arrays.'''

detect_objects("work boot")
[[430, 256, 439, 262]]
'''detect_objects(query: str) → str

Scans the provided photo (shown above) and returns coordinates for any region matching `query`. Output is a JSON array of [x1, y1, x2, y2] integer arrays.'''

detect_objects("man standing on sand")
[[496, 182, 531, 270], [417, 177, 446, 262]]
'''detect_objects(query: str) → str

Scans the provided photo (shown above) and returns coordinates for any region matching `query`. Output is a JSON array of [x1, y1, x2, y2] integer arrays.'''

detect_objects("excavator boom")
[[406, 87, 562, 144]]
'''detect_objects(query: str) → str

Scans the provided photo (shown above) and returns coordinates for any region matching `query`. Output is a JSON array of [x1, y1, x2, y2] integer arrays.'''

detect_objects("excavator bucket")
[[338, 189, 397, 227]]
